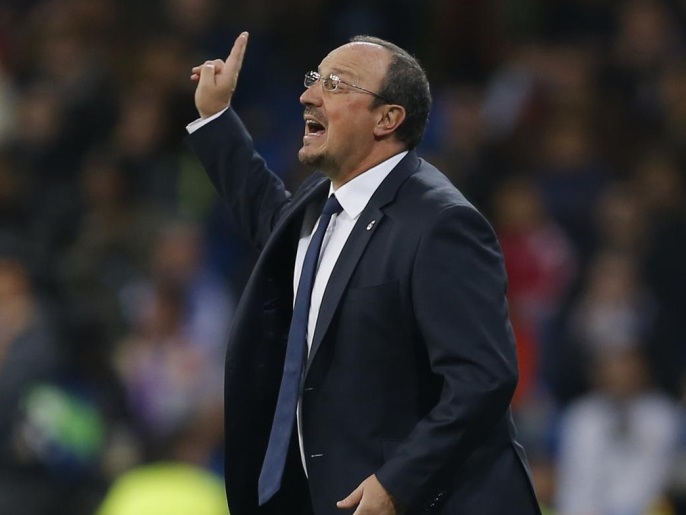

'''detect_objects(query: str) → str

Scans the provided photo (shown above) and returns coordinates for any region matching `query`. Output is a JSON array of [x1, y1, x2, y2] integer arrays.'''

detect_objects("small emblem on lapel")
[[366, 220, 376, 231]]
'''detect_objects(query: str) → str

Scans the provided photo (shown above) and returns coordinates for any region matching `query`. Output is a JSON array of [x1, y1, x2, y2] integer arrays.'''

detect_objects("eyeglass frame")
[[304, 71, 392, 104]]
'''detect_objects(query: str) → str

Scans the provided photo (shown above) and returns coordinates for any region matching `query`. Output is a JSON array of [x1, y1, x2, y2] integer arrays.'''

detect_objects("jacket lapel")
[[257, 175, 329, 265], [305, 151, 421, 374]]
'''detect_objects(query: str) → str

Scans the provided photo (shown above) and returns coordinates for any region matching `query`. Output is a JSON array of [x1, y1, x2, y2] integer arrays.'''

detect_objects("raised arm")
[[187, 33, 292, 251]]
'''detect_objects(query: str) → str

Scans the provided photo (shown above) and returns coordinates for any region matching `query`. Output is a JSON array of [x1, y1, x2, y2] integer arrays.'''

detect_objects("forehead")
[[318, 42, 391, 81]]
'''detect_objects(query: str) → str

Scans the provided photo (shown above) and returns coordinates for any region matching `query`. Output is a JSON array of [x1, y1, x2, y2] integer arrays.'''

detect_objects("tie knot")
[[321, 194, 343, 216]]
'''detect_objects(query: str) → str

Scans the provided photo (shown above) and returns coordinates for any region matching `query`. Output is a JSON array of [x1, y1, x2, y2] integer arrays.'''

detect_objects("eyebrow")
[[318, 66, 355, 79]]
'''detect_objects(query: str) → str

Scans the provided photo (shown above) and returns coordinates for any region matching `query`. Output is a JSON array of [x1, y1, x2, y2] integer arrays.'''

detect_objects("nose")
[[300, 83, 322, 106]]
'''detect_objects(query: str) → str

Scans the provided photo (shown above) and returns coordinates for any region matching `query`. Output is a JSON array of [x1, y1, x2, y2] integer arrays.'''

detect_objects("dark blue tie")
[[258, 194, 343, 505]]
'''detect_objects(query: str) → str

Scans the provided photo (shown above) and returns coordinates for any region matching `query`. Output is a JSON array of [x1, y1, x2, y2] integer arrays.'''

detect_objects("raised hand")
[[190, 31, 249, 118]]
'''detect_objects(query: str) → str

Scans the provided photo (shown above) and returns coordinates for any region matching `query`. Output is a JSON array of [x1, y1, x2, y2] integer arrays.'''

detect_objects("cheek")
[[325, 101, 378, 146]]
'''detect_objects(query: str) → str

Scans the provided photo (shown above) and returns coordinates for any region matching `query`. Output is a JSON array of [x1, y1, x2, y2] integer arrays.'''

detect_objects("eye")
[[324, 75, 340, 91], [304, 71, 319, 87]]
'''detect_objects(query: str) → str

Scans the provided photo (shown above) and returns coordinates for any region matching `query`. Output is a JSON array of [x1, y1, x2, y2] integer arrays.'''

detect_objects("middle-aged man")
[[186, 32, 541, 515]]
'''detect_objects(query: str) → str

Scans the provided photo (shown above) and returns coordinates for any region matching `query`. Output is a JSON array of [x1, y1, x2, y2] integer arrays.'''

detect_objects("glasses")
[[304, 71, 391, 104]]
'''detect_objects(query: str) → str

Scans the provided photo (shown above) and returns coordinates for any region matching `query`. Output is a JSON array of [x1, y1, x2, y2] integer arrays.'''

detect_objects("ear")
[[374, 105, 406, 138]]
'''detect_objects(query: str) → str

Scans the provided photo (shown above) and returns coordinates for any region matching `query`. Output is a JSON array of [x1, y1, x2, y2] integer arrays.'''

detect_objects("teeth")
[[305, 119, 325, 133]]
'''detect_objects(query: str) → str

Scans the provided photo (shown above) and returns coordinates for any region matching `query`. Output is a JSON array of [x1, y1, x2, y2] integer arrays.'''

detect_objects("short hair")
[[350, 35, 432, 149]]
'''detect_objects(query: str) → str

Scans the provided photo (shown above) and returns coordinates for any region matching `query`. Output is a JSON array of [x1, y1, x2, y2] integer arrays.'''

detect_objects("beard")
[[298, 146, 322, 168], [298, 146, 340, 181]]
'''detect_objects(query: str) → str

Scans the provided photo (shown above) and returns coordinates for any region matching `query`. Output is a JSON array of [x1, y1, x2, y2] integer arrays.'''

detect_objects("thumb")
[[337, 483, 364, 510], [198, 62, 216, 88]]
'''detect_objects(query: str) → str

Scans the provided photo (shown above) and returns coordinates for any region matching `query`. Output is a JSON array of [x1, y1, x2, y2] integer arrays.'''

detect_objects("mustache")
[[304, 107, 326, 122]]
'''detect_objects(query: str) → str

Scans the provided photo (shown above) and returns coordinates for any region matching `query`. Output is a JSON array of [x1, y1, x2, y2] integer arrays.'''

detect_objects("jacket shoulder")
[[396, 158, 481, 219]]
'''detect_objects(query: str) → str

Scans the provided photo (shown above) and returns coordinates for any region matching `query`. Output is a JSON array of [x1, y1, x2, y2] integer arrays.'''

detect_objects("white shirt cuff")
[[186, 107, 229, 134]]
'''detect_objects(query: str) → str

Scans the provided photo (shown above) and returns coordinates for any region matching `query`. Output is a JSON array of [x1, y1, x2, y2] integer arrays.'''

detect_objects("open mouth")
[[305, 118, 326, 137]]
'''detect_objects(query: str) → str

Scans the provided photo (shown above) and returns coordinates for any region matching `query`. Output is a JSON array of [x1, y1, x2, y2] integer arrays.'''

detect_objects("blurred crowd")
[[1, 0, 686, 514]]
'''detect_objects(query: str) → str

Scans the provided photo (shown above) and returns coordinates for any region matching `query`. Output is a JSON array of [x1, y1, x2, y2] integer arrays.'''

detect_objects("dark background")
[[1, 1, 686, 513]]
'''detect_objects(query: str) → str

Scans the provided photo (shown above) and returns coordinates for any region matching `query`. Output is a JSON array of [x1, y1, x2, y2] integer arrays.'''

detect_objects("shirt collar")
[[328, 151, 408, 219]]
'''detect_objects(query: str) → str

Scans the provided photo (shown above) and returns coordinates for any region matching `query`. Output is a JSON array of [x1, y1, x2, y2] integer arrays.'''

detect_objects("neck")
[[328, 144, 406, 189]]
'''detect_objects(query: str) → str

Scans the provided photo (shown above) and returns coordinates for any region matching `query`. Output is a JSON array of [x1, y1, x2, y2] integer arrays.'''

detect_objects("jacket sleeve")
[[185, 108, 292, 251], [375, 204, 519, 510]]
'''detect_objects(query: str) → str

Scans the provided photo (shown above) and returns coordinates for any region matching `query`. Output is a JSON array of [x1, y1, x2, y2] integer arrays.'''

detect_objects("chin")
[[298, 147, 323, 168], [299, 144, 342, 180]]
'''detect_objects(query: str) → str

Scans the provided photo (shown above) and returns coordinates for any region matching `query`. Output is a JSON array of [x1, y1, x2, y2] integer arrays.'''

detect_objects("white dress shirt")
[[186, 108, 227, 133]]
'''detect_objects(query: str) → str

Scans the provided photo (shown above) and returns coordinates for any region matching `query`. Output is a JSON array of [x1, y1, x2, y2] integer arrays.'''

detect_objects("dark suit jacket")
[[187, 109, 541, 515]]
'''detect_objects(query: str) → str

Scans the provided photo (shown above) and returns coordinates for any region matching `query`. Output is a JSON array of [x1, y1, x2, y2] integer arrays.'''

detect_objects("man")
[[187, 32, 541, 515]]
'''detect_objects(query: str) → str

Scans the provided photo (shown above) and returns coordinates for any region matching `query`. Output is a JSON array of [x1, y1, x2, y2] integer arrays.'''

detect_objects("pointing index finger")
[[225, 31, 249, 68]]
